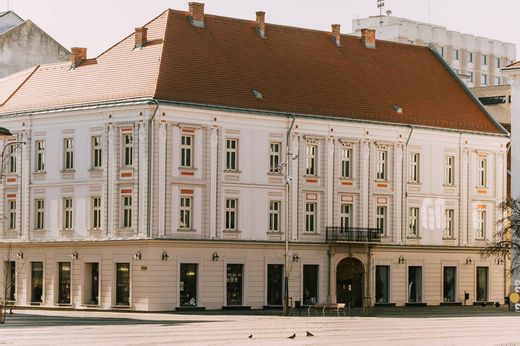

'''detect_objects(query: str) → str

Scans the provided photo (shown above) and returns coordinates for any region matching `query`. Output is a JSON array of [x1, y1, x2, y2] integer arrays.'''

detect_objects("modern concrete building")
[[352, 15, 516, 88], [472, 85, 512, 125], [0, 11, 70, 78], [0, 4, 509, 311]]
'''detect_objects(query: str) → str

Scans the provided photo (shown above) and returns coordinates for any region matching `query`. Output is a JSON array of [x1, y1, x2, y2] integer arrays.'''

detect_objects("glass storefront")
[[476, 267, 489, 302], [180, 263, 198, 306], [376, 265, 390, 303], [443, 267, 456, 302], [116, 263, 130, 306], [58, 262, 71, 304], [267, 264, 283, 306], [83, 262, 100, 305], [31, 262, 43, 303], [408, 266, 422, 303], [226, 264, 243, 306], [303, 265, 318, 305]]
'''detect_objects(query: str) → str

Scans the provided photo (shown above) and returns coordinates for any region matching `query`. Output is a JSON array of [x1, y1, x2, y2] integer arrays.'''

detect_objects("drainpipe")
[[402, 125, 413, 242], [147, 99, 160, 238]]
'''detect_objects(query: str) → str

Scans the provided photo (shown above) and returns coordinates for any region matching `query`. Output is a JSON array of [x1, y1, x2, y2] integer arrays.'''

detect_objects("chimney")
[[189, 2, 205, 28], [331, 24, 341, 46], [134, 27, 148, 48], [361, 28, 376, 49], [256, 11, 266, 38], [70, 47, 87, 68]]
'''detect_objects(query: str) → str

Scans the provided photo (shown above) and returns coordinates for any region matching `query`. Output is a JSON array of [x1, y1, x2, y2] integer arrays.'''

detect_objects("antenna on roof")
[[377, 0, 385, 26]]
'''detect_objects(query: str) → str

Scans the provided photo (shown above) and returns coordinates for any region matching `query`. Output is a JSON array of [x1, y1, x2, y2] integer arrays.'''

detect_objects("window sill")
[[177, 228, 197, 232], [32, 229, 47, 232], [179, 167, 197, 171], [33, 171, 46, 175], [266, 231, 282, 234], [267, 172, 282, 176], [224, 170, 241, 174], [223, 229, 241, 233], [407, 236, 422, 239], [303, 175, 318, 178], [303, 232, 320, 235], [88, 168, 103, 172], [82, 303, 100, 308], [111, 305, 131, 309], [442, 237, 456, 240], [443, 184, 456, 187], [57, 303, 72, 307], [60, 170, 75, 173], [407, 182, 421, 186]]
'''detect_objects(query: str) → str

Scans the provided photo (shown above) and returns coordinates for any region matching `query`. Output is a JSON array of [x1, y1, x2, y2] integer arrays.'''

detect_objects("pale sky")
[[4, 0, 520, 57]]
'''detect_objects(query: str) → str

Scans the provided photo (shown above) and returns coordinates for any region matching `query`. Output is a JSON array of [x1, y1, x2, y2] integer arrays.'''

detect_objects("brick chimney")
[[70, 47, 87, 68], [331, 24, 341, 46], [256, 11, 266, 38], [361, 28, 376, 49], [189, 2, 205, 28], [135, 27, 148, 48]]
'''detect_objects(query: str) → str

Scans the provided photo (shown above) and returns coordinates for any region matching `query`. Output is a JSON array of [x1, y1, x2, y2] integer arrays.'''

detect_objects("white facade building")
[[0, 4, 509, 311]]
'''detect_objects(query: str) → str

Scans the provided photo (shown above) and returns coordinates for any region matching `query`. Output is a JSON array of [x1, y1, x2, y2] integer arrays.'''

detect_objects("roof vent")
[[361, 28, 376, 49], [252, 89, 263, 99], [134, 27, 148, 49], [70, 47, 87, 68], [256, 11, 266, 38], [189, 2, 205, 28], [331, 24, 341, 46], [392, 104, 403, 113]]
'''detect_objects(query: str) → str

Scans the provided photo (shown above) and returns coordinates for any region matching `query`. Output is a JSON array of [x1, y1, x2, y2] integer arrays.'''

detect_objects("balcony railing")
[[326, 226, 382, 243]]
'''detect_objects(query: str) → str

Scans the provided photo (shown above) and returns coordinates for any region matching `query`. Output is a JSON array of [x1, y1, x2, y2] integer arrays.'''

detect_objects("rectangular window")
[[409, 153, 419, 183], [7, 199, 16, 230], [478, 158, 487, 187], [306, 144, 317, 176], [225, 199, 237, 231], [58, 262, 71, 304], [180, 134, 193, 168], [444, 156, 455, 185], [482, 73, 488, 86], [7, 144, 16, 174], [179, 196, 192, 230], [375, 265, 390, 304], [63, 198, 73, 230], [180, 263, 198, 306], [438, 46, 445, 57], [305, 202, 317, 233], [267, 264, 283, 305], [482, 54, 487, 65], [494, 76, 501, 85], [31, 262, 43, 303], [122, 134, 133, 167], [476, 267, 488, 302], [477, 210, 486, 239], [91, 136, 102, 169], [444, 209, 454, 238], [226, 264, 243, 306], [121, 195, 132, 229], [115, 263, 130, 306], [409, 207, 419, 237], [408, 266, 422, 303], [268, 200, 281, 232], [303, 265, 319, 305], [376, 150, 387, 180], [443, 266, 456, 303], [5, 261, 15, 301], [340, 203, 352, 229], [35, 199, 45, 230], [341, 147, 352, 179], [84, 262, 99, 305], [495, 57, 500, 68], [35, 140, 45, 172], [225, 139, 238, 171], [376, 206, 387, 236], [63, 138, 74, 170], [269, 142, 282, 173], [453, 49, 459, 60], [469, 71, 474, 83], [91, 196, 102, 230], [468, 51, 473, 63]]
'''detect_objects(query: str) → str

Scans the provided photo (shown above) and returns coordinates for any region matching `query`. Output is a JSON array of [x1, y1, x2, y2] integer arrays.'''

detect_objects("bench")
[[308, 303, 346, 316]]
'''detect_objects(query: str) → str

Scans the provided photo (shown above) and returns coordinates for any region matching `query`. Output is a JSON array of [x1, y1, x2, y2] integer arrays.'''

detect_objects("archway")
[[336, 257, 364, 307]]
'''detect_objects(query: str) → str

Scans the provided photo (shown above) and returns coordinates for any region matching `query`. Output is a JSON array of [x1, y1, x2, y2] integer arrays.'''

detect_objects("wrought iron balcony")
[[326, 226, 382, 243]]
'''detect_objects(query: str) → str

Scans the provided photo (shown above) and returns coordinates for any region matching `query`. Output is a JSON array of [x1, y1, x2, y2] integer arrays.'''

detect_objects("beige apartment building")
[[0, 3, 509, 311]]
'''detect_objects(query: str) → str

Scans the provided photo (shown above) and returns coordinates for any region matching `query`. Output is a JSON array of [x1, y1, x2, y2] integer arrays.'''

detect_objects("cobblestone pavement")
[[0, 308, 519, 345]]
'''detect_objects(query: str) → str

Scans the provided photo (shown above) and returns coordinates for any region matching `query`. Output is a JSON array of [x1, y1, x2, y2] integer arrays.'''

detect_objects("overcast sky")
[[4, 0, 519, 58]]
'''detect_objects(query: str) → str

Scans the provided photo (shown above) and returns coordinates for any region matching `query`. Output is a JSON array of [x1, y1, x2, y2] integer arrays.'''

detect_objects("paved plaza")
[[0, 307, 520, 345]]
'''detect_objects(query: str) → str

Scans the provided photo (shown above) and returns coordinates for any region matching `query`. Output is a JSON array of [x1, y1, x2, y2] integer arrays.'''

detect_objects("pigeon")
[[288, 334, 296, 339], [248, 335, 253, 339], [306, 331, 314, 337]]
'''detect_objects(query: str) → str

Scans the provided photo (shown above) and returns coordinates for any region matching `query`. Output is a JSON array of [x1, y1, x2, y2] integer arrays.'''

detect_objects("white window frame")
[[376, 149, 387, 180], [444, 156, 455, 186], [468, 51, 473, 63], [376, 206, 387, 236], [482, 73, 488, 86], [477, 157, 487, 188], [225, 198, 238, 231], [477, 210, 486, 239], [494, 76, 501, 85], [340, 203, 352, 229], [91, 196, 102, 230], [7, 144, 16, 174], [35, 199, 44, 230], [62, 198, 73, 230], [495, 57, 500, 68], [63, 138, 74, 171], [305, 202, 317, 233], [444, 209, 454, 238], [35, 140, 45, 172], [122, 133, 133, 167], [225, 139, 238, 171], [409, 207, 419, 237], [268, 200, 281, 232], [453, 49, 459, 60], [341, 147, 352, 179], [306, 144, 317, 176], [482, 54, 487, 65], [469, 71, 474, 83], [121, 195, 132, 229], [91, 136, 102, 169], [179, 196, 193, 230], [269, 142, 282, 174], [180, 134, 193, 168], [409, 152, 420, 183], [7, 199, 16, 230]]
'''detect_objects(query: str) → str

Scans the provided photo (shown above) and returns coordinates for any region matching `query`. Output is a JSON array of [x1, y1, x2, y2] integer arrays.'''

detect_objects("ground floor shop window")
[[408, 266, 422, 303], [476, 267, 488, 302], [180, 263, 198, 306], [58, 262, 71, 304], [84, 262, 100, 305], [267, 264, 283, 305], [303, 265, 318, 305], [443, 266, 456, 302], [5, 261, 15, 301], [226, 264, 243, 306], [31, 262, 43, 303], [376, 265, 390, 303], [115, 263, 130, 306]]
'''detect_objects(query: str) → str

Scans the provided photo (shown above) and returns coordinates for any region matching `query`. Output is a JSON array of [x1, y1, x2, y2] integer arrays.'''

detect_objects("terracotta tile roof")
[[0, 8, 505, 135], [506, 61, 520, 68]]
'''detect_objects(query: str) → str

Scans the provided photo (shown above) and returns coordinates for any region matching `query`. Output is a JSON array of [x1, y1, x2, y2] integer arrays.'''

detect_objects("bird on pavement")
[[306, 331, 314, 337], [288, 334, 296, 339], [248, 335, 253, 339]]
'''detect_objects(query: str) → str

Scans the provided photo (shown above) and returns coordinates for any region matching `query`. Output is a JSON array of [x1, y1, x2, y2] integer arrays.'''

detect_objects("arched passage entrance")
[[336, 257, 364, 307]]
